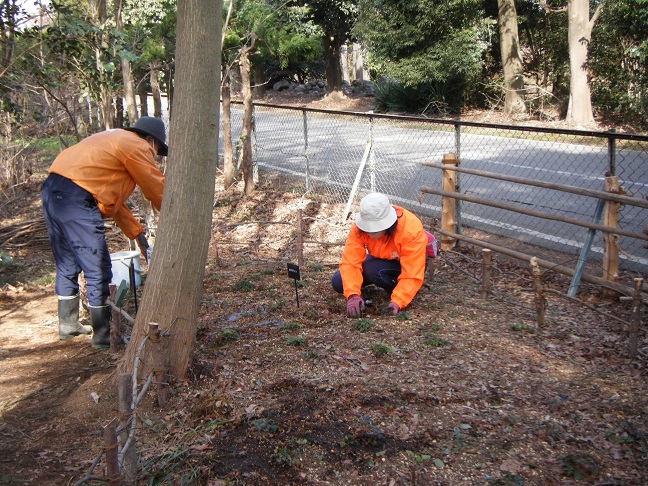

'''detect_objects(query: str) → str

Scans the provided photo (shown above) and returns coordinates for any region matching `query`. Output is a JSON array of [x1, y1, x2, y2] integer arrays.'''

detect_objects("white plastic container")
[[110, 250, 142, 287]]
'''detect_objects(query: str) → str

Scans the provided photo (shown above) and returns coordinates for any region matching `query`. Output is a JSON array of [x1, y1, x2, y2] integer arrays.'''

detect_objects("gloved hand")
[[384, 301, 400, 316], [135, 232, 149, 258], [346, 295, 365, 318]]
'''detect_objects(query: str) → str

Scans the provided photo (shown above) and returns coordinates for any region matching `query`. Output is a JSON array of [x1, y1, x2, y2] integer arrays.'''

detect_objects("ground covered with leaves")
[[2, 168, 647, 485]]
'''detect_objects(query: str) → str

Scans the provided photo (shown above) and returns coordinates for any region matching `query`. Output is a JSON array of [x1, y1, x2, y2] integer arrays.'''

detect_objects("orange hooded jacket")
[[339, 205, 427, 309], [48, 129, 164, 239]]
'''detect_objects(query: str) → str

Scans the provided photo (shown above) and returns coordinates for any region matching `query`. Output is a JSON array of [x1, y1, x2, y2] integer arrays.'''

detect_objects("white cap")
[[355, 193, 397, 232]]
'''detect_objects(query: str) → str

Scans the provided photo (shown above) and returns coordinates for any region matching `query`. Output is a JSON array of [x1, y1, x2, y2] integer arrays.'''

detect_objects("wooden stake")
[[530, 257, 545, 328], [118, 373, 137, 484], [148, 323, 168, 407], [109, 284, 120, 353], [480, 249, 492, 298], [602, 176, 620, 299], [103, 419, 120, 484], [440, 153, 459, 250], [297, 209, 304, 269], [628, 278, 643, 359]]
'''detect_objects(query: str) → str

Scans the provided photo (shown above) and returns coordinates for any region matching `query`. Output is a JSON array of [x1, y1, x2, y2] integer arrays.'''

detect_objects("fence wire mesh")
[[223, 102, 648, 273]]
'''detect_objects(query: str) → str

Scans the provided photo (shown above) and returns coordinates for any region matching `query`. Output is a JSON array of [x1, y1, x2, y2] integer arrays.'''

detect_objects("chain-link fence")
[[224, 101, 648, 273]]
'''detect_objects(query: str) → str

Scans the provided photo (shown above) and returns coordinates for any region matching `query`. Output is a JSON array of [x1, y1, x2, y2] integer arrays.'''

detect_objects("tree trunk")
[[118, 0, 222, 380], [150, 65, 163, 118], [238, 36, 256, 197], [566, 0, 598, 126], [137, 70, 149, 117], [497, 0, 526, 114], [115, 0, 138, 125], [322, 34, 343, 94], [222, 74, 235, 188]]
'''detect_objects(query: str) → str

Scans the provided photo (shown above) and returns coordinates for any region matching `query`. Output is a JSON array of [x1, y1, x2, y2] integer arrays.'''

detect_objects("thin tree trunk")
[[238, 35, 256, 197], [118, 0, 222, 380], [322, 34, 343, 95], [150, 65, 162, 118], [222, 72, 235, 188], [115, 0, 138, 124]]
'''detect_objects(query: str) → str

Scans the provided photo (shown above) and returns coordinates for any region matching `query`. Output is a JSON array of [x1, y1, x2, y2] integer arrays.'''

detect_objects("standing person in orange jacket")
[[41, 117, 168, 349], [331, 193, 438, 317]]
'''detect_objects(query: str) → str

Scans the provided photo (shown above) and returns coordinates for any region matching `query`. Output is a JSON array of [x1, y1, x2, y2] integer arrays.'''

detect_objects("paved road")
[[224, 106, 648, 272]]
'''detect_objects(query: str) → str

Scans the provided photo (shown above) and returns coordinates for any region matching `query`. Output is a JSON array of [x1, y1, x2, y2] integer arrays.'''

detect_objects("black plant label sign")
[[287, 263, 300, 281]]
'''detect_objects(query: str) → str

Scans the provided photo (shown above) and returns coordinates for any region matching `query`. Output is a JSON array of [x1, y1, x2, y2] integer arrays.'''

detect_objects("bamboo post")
[[530, 257, 545, 328], [118, 373, 137, 483], [602, 176, 620, 299], [104, 419, 120, 484], [628, 278, 643, 358], [148, 323, 168, 407], [297, 209, 304, 269], [480, 249, 492, 298], [440, 153, 459, 250], [109, 284, 120, 353]]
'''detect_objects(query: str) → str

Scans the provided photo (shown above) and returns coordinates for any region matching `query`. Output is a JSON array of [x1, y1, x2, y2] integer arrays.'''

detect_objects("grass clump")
[[355, 319, 373, 333], [370, 342, 394, 357]]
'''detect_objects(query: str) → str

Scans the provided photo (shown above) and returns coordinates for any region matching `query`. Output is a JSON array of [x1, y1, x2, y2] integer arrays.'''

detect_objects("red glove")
[[385, 302, 399, 316], [346, 295, 365, 318]]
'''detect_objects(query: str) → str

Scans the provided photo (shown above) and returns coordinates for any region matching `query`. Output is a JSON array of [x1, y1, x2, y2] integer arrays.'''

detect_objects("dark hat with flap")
[[125, 116, 168, 156]]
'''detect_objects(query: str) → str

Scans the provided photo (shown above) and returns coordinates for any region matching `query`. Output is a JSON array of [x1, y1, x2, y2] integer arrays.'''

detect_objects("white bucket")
[[110, 250, 142, 287]]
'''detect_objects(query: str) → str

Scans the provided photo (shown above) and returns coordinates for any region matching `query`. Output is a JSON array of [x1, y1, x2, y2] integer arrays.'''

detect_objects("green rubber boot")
[[89, 304, 111, 349], [58, 295, 92, 340]]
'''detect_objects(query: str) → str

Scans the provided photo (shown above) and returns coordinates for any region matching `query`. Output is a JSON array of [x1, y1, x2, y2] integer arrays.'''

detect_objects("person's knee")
[[331, 271, 343, 293]]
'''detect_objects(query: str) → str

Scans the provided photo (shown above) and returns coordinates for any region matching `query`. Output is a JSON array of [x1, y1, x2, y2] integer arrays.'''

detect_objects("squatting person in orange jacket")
[[331, 193, 438, 317], [41, 117, 168, 349]]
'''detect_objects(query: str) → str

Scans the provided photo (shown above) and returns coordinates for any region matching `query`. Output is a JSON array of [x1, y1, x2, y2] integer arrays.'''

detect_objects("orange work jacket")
[[48, 129, 164, 239], [339, 205, 427, 309]]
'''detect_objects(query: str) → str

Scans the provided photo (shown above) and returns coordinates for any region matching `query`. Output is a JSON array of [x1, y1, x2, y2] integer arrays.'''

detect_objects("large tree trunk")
[[322, 34, 344, 95], [497, 0, 526, 114], [566, 0, 601, 126], [222, 73, 235, 188], [118, 0, 222, 380], [238, 36, 256, 197]]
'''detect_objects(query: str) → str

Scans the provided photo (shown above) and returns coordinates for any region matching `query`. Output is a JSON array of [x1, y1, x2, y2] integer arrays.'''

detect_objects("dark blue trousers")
[[41, 174, 112, 306], [331, 255, 401, 294]]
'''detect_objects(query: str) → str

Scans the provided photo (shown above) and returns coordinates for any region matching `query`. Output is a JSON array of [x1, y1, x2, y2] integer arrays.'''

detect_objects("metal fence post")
[[302, 109, 310, 192], [607, 129, 616, 176], [369, 116, 375, 192], [454, 123, 462, 243]]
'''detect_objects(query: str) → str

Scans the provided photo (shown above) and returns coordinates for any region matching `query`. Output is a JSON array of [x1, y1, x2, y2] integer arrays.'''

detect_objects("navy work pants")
[[41, 174, 112, 306], [331, 255, 401, 294]]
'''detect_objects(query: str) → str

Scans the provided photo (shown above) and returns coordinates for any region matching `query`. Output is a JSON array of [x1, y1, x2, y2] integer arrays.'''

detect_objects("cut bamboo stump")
[[530, 257, 546, 328], [628, 278, 644, 359], [480, 249, 492, 298], [440, 153, 459, 250]]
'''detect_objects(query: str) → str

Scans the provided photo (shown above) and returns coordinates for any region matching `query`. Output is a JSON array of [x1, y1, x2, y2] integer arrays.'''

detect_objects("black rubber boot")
[[89, 304, 111, 349], [58, 295, 92, 340]]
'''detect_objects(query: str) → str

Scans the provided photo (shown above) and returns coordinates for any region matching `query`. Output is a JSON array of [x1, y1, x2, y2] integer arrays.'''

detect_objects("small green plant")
[[424, 330, 449, 347], [232, 277, 254, 292], [355, 319, 373, 333], [273, 448, 300, 466], [395, 311, 411, 321], [281, 322, 302, 332], [370, 342, 394, 357], [252, 419, 278, 433], [268, 299, 286, 311], [261, 269, 275, 275], [302, 349, 322, 360], [405, 450, 431, 464], [216, 328, 239, 343], [286, 336, 305, 346], [511, 322, 529, 331], [308, 263, 325, 272]]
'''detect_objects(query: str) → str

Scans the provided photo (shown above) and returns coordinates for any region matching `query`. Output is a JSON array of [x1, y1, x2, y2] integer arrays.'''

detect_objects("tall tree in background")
[[292, 0, 357, 95], [566, 0, 602, 126], [497, 0, 526, 113], [114, 0, 138, 123], [119, 0, 221, 379]]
